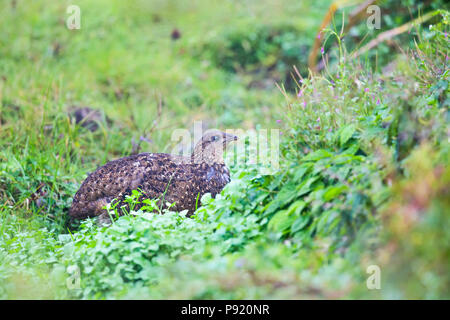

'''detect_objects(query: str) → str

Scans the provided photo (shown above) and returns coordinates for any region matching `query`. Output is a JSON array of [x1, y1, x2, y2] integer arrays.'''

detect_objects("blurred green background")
[[0, 0, 448, 299]]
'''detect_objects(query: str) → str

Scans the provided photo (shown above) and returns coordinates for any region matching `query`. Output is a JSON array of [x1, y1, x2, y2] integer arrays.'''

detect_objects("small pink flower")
[[316, 117, 320, 122], [364, 88, 369, 93], [276, 119, 282, 124], [376, 98, 381, 105], [317, 33, 321, 39], [321, 47, 324, 54], [302, 101, 307, 109], [297, 90, 303, 97]]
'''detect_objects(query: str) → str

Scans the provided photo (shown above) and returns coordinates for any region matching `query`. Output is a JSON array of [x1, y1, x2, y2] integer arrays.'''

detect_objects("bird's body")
[[69, 130, 237, 221]]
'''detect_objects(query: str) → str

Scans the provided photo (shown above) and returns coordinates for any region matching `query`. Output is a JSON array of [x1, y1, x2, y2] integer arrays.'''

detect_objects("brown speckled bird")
[[69, 130, 237, 223]]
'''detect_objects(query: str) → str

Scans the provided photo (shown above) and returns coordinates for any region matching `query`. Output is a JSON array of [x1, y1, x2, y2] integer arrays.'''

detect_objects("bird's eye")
[[211, 135, 219, 142]]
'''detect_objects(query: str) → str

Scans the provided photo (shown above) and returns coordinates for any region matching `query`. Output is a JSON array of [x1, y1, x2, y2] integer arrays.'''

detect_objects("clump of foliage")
[[376, 144, 449, 299], [197, 24, 312, 90], [60, 206, 261, 298]]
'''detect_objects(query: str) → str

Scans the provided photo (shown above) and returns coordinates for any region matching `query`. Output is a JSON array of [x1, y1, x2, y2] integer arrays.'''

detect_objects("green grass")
[[0, 0, 449, 299]]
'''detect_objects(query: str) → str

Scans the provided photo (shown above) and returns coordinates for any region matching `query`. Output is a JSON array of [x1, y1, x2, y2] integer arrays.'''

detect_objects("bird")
[[69, 129, 238, 223]]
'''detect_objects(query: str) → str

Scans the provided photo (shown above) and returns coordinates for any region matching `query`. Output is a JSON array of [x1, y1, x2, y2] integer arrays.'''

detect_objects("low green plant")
[[0, 1, 448, 300]]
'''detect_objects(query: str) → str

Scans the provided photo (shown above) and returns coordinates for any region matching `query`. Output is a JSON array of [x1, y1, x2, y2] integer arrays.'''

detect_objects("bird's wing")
[[70, 153, 192, 218]]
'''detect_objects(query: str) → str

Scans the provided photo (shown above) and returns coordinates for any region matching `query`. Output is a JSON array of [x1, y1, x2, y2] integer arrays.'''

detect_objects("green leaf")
[[302, 149, 332, 161], [291, 215, 310, 233], [340, 124, 356, 147], [286, 200, 306, 216], [264, 185, 297, 216], [323, 185, 348, 201], [292, 164, 311, 183], [268, 209, 295, 233], [296, 176, 319, 196]]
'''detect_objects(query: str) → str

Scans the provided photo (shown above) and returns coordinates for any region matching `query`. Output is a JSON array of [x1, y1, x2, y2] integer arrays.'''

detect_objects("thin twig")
[[351, 11, 439, 59]]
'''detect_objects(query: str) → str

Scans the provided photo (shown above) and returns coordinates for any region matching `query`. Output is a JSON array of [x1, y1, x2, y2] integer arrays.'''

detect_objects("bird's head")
[[191, 129, 238, 164]]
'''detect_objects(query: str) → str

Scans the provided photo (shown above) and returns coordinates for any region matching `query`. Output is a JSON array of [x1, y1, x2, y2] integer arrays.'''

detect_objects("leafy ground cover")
[[0, 0, 448, 299]]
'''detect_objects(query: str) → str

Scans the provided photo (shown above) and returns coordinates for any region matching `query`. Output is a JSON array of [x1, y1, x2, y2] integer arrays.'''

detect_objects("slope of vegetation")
[[0, 0, 448, 299]]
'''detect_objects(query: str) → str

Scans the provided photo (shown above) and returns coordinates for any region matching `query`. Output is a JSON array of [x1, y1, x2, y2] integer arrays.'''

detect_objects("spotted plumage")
[[69, 130, 237, 222]]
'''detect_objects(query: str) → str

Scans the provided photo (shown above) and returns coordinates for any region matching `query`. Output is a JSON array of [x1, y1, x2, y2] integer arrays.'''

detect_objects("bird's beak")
[[224, 133, 238, 142]]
